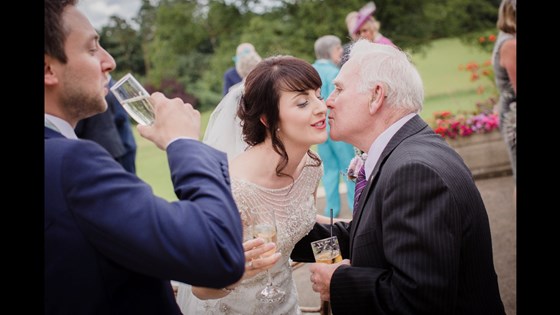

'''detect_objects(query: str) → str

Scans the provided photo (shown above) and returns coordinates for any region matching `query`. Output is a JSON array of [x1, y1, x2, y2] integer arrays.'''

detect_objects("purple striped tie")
[[353, 166, 367, 210]]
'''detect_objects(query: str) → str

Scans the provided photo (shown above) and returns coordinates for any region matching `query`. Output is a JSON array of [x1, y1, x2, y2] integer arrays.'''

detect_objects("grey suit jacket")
[[292, 115, 505, 314]]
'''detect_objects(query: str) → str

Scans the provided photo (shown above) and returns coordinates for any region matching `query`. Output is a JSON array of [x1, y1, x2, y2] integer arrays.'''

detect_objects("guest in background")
[[222, 42, 256, 95], [492, 0, 516, 194], [313, 35, 356, 218], [339, 11, 361, 67], [203, 50, 262, 160], [291, 39, 505, 314], [109, 76, 137, 173], [74, 96, 126, 169], [351, 2, 395, 47], [75, 75, 137, 173], [340, 2, 395, 67]]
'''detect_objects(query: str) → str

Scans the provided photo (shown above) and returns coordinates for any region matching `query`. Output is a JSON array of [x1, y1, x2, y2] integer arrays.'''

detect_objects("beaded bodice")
[[234, 159, 322, 260]]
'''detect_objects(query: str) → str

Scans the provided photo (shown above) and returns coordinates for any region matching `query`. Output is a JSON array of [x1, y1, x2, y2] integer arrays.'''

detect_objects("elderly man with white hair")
[[291, 39, 506, 315]]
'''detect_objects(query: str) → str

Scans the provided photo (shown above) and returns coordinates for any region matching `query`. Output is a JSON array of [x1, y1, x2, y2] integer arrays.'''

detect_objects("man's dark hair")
[[45, 0, 77, 63]]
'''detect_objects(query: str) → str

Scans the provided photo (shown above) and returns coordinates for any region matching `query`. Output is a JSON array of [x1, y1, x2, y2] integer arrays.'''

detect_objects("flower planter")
[[445, 131, 512, 179]]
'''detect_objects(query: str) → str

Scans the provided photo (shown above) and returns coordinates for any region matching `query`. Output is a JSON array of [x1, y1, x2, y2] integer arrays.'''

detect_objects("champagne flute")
[[250, 207, 285, 303], [110, 73, 155, 125]]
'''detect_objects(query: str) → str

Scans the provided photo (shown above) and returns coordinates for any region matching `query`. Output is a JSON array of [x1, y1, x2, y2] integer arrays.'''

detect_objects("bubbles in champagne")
[[254, 223, 277, 257], [121, 95, 155, 125]]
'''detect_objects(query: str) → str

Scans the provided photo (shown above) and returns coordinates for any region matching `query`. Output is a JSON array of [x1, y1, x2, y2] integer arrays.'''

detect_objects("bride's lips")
[[311, 119, 326, 129]]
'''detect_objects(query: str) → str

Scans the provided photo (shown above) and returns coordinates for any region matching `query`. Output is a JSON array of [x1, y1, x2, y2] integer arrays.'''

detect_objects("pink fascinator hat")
[[351, 2, 377, 35]]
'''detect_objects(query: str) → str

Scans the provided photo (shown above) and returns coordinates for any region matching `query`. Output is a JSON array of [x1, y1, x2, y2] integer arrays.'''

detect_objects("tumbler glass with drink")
[[311, 236, 342, 264], [311, 235, 342, 313]]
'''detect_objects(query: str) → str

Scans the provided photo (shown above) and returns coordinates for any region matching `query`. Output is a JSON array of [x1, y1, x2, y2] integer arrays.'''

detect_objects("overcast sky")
[[78, 0, 141, 30], [78, 0, 281, 30]]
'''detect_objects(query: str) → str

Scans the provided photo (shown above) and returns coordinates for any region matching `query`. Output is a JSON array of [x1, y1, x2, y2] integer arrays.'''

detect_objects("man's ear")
[[45, 55, 59, 86], [368, 84, 385, 115]]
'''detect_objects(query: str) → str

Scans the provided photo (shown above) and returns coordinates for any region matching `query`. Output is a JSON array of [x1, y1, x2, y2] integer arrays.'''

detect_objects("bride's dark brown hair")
[[238, 55, 322, 179]]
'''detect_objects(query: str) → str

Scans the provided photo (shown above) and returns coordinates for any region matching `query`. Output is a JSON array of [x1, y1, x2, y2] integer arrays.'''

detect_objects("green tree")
[[149, 0, 209, 85], [196, 0, 248, 100], [99, 16, 144, 79], [118, 0, 502, 112], [134, 0, 157, 76]]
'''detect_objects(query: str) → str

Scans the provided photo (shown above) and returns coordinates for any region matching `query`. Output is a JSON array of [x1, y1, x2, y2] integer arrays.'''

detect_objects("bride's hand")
[[191, 238, 281, 299], [241, 238, 281, 280]]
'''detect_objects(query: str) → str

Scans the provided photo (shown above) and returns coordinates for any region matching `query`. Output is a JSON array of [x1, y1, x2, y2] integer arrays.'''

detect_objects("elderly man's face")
[[326, 58, 370, 145]]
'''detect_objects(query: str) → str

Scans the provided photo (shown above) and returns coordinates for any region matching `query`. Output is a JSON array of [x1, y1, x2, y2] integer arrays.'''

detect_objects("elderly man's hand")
[[309, 259, 351, 301]]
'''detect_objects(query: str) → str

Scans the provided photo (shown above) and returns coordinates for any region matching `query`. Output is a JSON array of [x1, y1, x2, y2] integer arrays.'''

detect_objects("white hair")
[[236, 51, 262, 79], [349, 39, 424, 113], [314, 35, 341, 60], [236, 43, 255, 56]]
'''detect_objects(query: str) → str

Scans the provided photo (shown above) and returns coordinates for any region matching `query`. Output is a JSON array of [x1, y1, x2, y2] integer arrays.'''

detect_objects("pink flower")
[[346, 153, 367, 182], [431, 107, 499, 139]]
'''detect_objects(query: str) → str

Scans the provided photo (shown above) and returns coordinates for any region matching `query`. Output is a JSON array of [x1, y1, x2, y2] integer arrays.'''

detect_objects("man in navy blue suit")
[[291, 40, 505, 314], [45, 1, 245, 314]]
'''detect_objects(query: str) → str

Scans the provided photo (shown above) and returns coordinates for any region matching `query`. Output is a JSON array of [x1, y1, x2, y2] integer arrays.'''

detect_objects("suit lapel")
[[349, 115, 429, 256]]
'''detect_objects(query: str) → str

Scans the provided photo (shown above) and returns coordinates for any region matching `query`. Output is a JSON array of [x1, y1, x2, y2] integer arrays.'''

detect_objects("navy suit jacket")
[[222, 67, 242, 96], [45, 127, 245, 315], [292, 115, 505, 314], [74, 105, 126, 159]]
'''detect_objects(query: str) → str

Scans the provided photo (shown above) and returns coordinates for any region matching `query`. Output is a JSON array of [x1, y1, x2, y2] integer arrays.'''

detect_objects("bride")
[[175, 55, 329, 314]]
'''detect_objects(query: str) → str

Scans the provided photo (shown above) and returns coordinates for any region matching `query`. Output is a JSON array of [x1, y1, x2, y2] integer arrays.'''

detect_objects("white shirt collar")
[[364, 113, 416, 178], [44, 114, 78, 139]]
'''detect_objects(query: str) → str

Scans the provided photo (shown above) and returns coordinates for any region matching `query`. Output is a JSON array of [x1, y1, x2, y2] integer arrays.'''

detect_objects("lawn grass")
[[134, 129, 174, 200], [134, 110, 213, 201], [133, 37, 496, 201], [410, 37, 493, 98]]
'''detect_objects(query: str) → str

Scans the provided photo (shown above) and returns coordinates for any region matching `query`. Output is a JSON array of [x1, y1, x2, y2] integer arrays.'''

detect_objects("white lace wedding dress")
[[175, 155, 322, 315]]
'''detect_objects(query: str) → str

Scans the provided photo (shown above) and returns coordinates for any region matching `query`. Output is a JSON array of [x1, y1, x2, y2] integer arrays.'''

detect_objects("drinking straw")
[[330, 209, 334, 255], [330, 209, 333, 238]]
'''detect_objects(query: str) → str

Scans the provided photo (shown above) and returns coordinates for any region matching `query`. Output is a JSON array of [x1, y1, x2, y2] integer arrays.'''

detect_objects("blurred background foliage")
[[99, 0, 500, 112]]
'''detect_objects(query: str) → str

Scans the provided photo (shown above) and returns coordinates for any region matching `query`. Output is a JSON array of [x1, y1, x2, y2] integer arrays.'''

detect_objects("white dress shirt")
[[44, 114, 78, 139]]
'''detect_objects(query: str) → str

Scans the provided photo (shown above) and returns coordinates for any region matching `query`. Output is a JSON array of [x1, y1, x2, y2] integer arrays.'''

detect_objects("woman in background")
[[492, 0, 516, 200]]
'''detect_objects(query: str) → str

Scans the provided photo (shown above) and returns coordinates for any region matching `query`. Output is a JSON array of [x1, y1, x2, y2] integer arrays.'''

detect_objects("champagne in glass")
[[250, 207, 285, 303], [110, 73, 155, 125], [253, 223, 277, 258]]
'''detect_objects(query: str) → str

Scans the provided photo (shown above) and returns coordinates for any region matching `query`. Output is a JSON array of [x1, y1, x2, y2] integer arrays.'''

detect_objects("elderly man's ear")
[[368, 84, 385, 114]]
